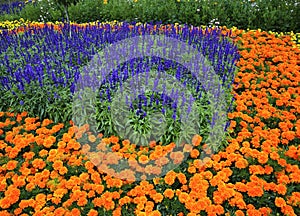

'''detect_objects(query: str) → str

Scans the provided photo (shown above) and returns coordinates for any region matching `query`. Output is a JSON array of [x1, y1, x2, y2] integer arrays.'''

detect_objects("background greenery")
[[0, 0, 299, 33]]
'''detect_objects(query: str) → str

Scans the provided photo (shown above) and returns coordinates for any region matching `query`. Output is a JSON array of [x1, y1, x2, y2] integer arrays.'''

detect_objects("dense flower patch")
[[0, 2, 25, 16], [0, 23, 300, 215]]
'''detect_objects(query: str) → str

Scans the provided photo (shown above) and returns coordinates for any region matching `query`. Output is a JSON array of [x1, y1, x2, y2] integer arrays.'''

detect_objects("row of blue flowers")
[[0, 23, 239, 144]]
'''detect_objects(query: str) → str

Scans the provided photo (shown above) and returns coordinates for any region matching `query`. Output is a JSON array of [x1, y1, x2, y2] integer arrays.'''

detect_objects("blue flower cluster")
[[0, 2, 25, 15]]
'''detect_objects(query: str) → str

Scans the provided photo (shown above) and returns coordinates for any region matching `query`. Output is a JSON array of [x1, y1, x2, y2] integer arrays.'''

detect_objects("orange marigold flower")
[[270, 151, 280, 160], [247, 185, 264, 197], [259, 207, 272, 216], [59, 166, 68, 175], [62, 133, 72, 143], [0, 198, 11, 209], [25, 182, 35, 192], [190, 149, 199, 158], [110, 136, 119, 144], [213, 193, 223, 205], [41, 119, 53, 127], [235, 182, 247, 192], [235, 210, 245, 216], [23, 152, 35, 160], [275, 197, 286, 208], [35, 193, 46, 204], [276, 184, 287, 195], [39, 149, 48, 157], [52, 160, 63, 170], [119, 196, 131, 206], [32, 158, 46, 170], [235, 158, 248, 169], [178, 192, 190, 204], [264, 165, 273, 174], [281, 205, 296, 216], [180, 184, 189, 191], [277, 158, 287, 167], [81, 144, 91, 154], [144, 201, 154, 212], [192, 134, 202, 146], [177, 172, 187, 185], [150, 210, 161, 216], [164, 171, 176, 186], [12, 175, 26, 188], [136, 212, 146, 216], [163, 189, 174, 199], [0, 178, 7, 191], [287, 192, 300, 206], [187, 166, 196, 174], [57, 141, 66, 149], [122, 139, 131, 146], [257, 152, 268, 164], [112, 207, 122, 216], [151, 193, 163, 203], [54, 207, 67, 216], [13, 207, 22, 215], [214, 204, 224, 215], [77, 197, 88, 206], [246, 209, 262, 216], [70, 208, 81, 216], [281, 131, 295, 141], [6, 160, 18, 170], [43, 136, 56, 148]]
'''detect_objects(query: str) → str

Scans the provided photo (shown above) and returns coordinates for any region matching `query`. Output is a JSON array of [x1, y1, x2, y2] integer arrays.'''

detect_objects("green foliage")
[[52, 0, 81, 7], [0, 0, 299, 32], [0, 13, 20, 22], [52, 0, 82, 23], [68, 0, 103, 23], [18, 2, 42, 21]]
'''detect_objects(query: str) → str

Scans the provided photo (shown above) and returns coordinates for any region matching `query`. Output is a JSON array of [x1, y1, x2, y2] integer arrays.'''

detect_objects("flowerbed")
[[0, 22, 300, 216]]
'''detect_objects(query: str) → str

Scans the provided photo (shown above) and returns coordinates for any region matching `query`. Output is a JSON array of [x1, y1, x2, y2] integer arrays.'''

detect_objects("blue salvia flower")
[[180, 93, 186, 109], [143, 94, 148, 107], [156, 98, 160, 106], [70, 82, 75, 94], [106, 88, 111, 102], [17, 82, 24, 92], [172, 110, 177, 121], [150, 93, 154, 107], [224, 120, 231, 132]]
